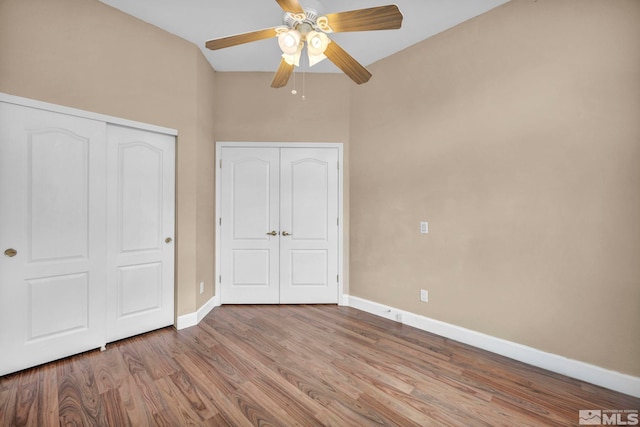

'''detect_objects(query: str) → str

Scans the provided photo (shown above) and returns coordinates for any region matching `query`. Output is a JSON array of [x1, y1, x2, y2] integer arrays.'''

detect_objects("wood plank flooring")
[[1, 304, 638, 426]]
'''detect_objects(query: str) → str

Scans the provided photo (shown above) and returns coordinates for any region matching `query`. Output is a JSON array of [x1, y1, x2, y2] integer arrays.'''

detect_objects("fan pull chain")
[[302, 70, 306, 101], [291, 69, 297, 95], [302, 53, 307, 101]]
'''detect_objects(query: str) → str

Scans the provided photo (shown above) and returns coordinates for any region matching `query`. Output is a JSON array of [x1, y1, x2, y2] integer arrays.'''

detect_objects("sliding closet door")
[[0, 103, 107, 375], [106, 125, 175, 342]]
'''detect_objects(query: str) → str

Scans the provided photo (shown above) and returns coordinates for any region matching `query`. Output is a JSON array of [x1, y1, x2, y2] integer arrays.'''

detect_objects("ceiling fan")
[[205, 0, 403, 88]]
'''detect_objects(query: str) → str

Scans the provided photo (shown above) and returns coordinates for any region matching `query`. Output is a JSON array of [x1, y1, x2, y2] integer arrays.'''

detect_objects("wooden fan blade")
[[275, 0, 304, 14], [324, 5, 403, 32], [324, 40, 372, 85], [205, 28, 278, 50], [271, 58, 295, 88]]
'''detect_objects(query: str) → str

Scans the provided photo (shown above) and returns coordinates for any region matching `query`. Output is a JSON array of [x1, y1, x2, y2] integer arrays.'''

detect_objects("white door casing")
[[217, 143, 343, 305], [0, 103, 107, 375], [106, 125, 175, 342]]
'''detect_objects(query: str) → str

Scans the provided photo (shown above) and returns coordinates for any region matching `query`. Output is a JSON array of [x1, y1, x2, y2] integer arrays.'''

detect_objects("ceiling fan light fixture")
[[306, 31, 329, 66], [282, 49, 301, 67], [278, 30, 302, 55], [307, 31, 328, 53]]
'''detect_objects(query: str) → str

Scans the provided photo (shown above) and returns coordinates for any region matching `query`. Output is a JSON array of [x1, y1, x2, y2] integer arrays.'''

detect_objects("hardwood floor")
[[1, 305, 638, 426]]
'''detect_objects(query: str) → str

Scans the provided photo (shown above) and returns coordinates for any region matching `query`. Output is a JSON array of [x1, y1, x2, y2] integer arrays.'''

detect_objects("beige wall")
[[196, 53, 217, 308], [0, 0, 216, 317], [350, 0, 640, 376], [213, 73, 350, 143]]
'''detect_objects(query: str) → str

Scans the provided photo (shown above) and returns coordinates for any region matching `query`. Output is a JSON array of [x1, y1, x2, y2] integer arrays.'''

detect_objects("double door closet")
[[217, 143, 344, 304]]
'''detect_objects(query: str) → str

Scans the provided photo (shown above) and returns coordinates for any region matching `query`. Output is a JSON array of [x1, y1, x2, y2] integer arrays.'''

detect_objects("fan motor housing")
[[284, 8, 319, 30]]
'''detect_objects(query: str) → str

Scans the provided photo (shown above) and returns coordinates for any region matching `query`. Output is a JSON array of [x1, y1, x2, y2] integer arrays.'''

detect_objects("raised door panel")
[[0, 103, 107, 375], [279, 148, 339, 304], [29, 130, 89, 262], [119, 143, 163, 252], [220, 147, 280, 304], [106, 125, 175, 342]]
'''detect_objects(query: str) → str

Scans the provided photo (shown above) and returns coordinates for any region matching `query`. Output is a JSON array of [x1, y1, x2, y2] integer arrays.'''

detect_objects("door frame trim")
[[215, 141, 345, 305], [0, 92, 178, 136]]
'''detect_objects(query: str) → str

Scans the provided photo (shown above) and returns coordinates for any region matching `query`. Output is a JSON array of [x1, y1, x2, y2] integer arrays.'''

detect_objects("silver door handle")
[[267, 231, 278, 236], [281, 231, 292, 236]]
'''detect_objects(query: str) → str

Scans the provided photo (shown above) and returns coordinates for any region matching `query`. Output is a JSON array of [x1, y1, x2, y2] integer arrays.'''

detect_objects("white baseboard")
[[346, 295, 640, 398], [176, 294, 220, 330]]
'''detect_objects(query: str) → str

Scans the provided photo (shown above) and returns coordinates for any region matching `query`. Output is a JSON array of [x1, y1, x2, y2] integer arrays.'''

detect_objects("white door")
[[219, 146, 339, 304], [106, 125, 175, 342], [220, 148, 280, 304], [0, 103, 107, 375], [280, 148, 339, 303]]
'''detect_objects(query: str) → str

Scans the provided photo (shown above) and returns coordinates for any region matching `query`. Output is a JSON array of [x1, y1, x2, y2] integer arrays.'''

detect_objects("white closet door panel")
[[0, 103, 107, 375], [279, 148, 339, 304], [220, 147, 280, 304], [106, 125, 175, 342]]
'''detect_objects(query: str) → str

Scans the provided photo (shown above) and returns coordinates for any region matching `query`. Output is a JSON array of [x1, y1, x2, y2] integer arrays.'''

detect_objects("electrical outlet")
[[420, 289, 428, 302], [420, 221, 428, 234], [199, 281, 204, 294]]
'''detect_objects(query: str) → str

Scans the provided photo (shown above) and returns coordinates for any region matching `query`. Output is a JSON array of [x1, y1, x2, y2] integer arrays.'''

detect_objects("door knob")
[[165, 237, 173, 244], [266, 231, 278, 236], [281, 231, 292, 236], [4, 248, 17, 257]]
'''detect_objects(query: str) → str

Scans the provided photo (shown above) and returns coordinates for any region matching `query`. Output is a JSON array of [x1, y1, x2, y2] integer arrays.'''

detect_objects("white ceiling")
[[99, 0, 510, 74]]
